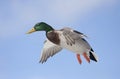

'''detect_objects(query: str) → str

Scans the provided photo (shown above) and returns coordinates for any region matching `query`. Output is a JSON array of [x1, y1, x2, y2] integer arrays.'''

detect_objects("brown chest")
[[47, 31, 60, 45]]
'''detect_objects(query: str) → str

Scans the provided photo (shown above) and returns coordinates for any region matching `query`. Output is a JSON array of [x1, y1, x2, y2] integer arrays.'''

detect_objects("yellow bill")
[[26, 28, 36, 34]]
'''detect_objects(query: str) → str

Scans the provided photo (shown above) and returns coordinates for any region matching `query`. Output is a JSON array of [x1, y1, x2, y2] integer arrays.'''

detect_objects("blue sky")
[[0, 0, 120, 79]]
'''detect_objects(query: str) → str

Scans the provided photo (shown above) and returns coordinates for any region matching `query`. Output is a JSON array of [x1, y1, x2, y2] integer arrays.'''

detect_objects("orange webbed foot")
[[83, 53, 90, 63], [76, 54, 82, 64]]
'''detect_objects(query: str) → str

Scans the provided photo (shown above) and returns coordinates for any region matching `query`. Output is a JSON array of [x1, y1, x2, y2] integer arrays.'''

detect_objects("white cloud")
[[49, 0, 116, 22], [0, 0, 117, 39]]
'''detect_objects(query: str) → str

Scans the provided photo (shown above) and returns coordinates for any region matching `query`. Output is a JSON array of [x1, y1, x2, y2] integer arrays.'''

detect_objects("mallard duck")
[[27, 22, 98, 64]]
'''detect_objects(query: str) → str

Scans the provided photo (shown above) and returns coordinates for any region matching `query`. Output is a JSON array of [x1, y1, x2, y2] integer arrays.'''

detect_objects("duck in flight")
[[27, 22, 98, 64]]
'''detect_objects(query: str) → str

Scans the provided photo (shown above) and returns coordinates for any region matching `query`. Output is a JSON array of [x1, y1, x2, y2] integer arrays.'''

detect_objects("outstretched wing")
[[61, 27, 90, 47], [39, 39, 62, 63], [61, 27, 87, 38]]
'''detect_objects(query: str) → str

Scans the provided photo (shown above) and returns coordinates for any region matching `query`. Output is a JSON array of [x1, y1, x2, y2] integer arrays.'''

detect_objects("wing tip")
[[39, 58, 47, 64]]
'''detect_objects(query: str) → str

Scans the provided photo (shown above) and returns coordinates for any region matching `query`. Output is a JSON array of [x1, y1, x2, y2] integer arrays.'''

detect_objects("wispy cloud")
[[49, 0, 116, 22], [0, 0, 116, 39]]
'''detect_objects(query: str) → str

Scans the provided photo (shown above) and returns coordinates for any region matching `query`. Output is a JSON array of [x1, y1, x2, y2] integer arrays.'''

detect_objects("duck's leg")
[[76, 54, 82, 64], [83, 53, 90, 63]]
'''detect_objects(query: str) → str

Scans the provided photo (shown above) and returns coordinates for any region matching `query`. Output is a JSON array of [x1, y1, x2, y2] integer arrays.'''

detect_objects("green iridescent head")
[[27, 22, 54, 34]]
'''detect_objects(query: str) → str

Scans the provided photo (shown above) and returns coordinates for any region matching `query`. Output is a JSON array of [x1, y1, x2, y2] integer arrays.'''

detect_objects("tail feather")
[[89, 48, 98, 62]]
